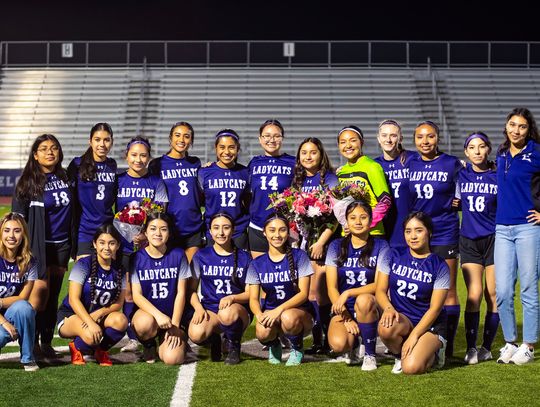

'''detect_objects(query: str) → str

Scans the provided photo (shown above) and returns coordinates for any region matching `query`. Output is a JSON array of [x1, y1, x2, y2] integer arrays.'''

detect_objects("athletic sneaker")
[[477, 346, 493, 362], [464, 348, 478, 365], [224, 344, 241, 365], [509, 344, 534, 365], [361, 355, 377, 371], [95, 349, 113, 366], [391, 358, 402, 374], [120, 339, 140, 353], [142, 346, 157, 364], [22, 361, 40, 372], [497, 343, 518, 364], [209, 334, 222, 362], [268, 342, 282, 364], [69, 341, 86, 365], [286, 349, 304, 366], [436, 338, 447, 369]]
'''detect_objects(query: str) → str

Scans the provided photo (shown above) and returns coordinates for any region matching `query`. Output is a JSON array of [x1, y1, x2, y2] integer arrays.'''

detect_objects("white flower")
[[307, 205, 322, 218]]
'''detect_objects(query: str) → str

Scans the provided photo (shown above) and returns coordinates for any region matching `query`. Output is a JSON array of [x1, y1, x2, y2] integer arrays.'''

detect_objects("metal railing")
[[1, 40, 540, 68]]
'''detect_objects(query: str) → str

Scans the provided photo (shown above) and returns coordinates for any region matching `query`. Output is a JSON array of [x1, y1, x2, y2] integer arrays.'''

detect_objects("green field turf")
[[1, 203, 539, 406]]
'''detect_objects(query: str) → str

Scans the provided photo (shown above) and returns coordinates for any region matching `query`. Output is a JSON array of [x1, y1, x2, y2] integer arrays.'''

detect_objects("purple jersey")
[[150, 155, 203, 237], [456, 164, 497, 239], [68, 157, 117, 243], [191, 246, 252, 313], [379, 248, 450, 326], [326, 238, 389, 314], [43, 173, 73, 242], [61, 256, 125, 312], [130, 247, 191, 317], [117, 172, 168, 253], [246, 248, 313, 310], [248, 154, 295, 229], [301, 171, 339, 192], [198, 163, 250, 239], [375, 151, 419, 248], [409, 153, 462, 245], [0, 257, 38, 301]]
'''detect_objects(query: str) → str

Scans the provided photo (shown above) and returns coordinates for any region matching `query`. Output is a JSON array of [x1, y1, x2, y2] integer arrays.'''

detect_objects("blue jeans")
[[0, 300, 36, 363], [494, 223, 540, 344]]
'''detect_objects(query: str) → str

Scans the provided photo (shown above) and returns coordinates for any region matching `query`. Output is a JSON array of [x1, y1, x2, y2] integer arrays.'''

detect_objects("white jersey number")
[[396, 280, 418, 300], [345, 270, 367, 286], [214, 279, 233, 295], [96, 184, 106, 200], [219, 191, 237, 208], [467, 196, 485, 212], [178, 180, 189, 196], [391, 182, 401, 199], [52, 191, 70, 207], [151, 282, 169, 299], [260, 176, 279, 191], [414, 184, 434, 199]]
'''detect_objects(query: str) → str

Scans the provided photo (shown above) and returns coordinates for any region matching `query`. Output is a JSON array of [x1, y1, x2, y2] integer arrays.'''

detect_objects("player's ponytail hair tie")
[[464, 131, 491, 150], [338, 125, 364, 141]]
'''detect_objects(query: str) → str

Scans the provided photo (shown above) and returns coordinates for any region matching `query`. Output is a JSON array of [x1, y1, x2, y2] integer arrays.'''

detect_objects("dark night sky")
[[1, 1, 538, 42]]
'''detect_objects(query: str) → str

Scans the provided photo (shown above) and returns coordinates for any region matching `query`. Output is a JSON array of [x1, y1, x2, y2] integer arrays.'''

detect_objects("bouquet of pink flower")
[[113, 198, 164, 250], [268, 187, 336, 248], [329, 183, 370, 228]]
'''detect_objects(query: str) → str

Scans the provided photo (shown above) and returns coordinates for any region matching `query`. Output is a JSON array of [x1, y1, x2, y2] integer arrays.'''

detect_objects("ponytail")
[[285, 244, 299, 292]]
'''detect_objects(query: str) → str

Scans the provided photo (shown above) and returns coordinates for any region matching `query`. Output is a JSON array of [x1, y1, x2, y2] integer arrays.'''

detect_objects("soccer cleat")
[[391, 358, 402, 374], [95, 349, 113, 366], [497, 343, 518, 364], [436, 338, 447, 369], [268, 342, 282, 364], [464, 348, 478, 365], [69, 341, 86, 365], [280, 335, 291, 349], [304, 344, 324, 355], [224, 344, 241, 365], [361, 355, 377, 371], [509, 344, 534, 365], [209, 334, 222, 362], [142, 346, 157, 364], [477, 346, 493, 362], [285, 349, 304, 366], [22, 361, 40, 372], [120, 339, 140, 353]]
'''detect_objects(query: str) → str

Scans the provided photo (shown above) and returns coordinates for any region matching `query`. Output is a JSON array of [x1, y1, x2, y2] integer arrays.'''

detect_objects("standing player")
[[130, 212, 192, 365], [336, 126, 391, 236], [67, 123, 117, 259], [57, 224, 127, 366], [116, 136, 168, 352], [188, 213, 251, 365], [409, 121, 462, 357], [375, 119, 418, 249], [0, 213, 39, 371], [149, 122, 203, 262], [291, 137, 338, 354], [457, 132, 499, 364], [248, 120, 295, 257], [199, 129, 250, 249], [247, 214, 314, 366], [326, 200, 389, 371], [12, 134, 72, 360], [376, 212, 449, 375], [495, 107, 540, 365]]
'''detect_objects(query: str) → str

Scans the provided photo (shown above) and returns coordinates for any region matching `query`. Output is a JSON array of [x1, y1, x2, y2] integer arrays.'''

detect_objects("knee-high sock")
[[99, 327, 125, 350], [285, 332, 304, 351], [123, 301, 138, 340], [74, 336, 95, 354], [310, 301, 322, 347], [41, 271, 65, 344], [319, 303, 332, 347], [358, 321, 378, 356], [464, 311, 480, 350], [219, 318, 244, 344], [445, 305, 461, 357], [482, 312, 500, 351]]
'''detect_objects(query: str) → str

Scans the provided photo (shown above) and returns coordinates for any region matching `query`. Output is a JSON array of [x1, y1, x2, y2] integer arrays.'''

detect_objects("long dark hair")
[[89, 223, 123, 306], [142, 211, 174, 249], [336, 201, 374, 268], [259, 119, 285, 137], [292, 137, 334, 189], [79, 123, 113, 181], [169, 121, 194, 157], [414, 120, 442, 156], [499, 107, 540, 153], [210, 212, 241, 286], [263, 213, 298, 291], [378, 119, 409, 166], [16, 134, 67, 201], [402, 211, 433, 249], [214, 129, 241, 164]]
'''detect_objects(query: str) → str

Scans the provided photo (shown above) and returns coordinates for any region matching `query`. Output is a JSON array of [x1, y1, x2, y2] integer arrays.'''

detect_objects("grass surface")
[[1, 203, 539, 406]]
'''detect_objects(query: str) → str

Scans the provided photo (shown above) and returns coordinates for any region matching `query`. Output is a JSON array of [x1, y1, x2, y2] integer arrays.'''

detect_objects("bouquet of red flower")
[[329, 183, 370, 228], [268, 187, 336, 248], [113, 198, 164, 250]]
